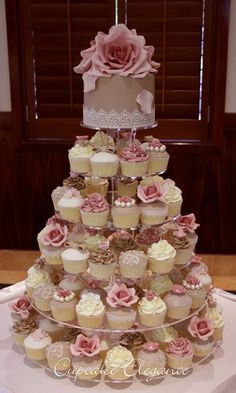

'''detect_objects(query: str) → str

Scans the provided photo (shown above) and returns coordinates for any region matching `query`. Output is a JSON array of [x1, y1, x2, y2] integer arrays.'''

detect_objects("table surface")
[[0, 293, 236, 393]]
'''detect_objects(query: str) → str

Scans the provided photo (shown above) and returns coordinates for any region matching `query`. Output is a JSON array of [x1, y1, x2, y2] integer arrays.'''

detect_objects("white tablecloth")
[[0, 289, 236, 393]]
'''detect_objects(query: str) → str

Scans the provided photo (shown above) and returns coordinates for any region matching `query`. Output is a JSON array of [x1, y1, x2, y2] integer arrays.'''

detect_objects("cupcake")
[[137, 181, 168, 225], [164, 180, 183, 217], [85, 177, 109, 196], [116, 133, 141, 155], [116, 178, 138, 197], [204, 309, 224, 341], [68, 138, 93, 173], [33, 283, 57, 312], [135, 227, 161, 253], [188, 316, 214, 357], [138, 291, 167, 327], [182, 276, 206, 309], [118, 249, 148, 279], [51, 186, 68, 211], [109, 231, 137, 257], [151, 326, 178, 350], [142, 138, 170, 175], [38, 223, 68, 266], [186, 254, 208, 273], [84, 231, 106, 252], [25, 265, 51, 297], [24, 328, 52, 360], [38, 318, 65, 342], [90, 151, 119, 177], [167, 229, 194, 266], [119, 144, 149, 177], [71, 334, 102, 380], [175, 213, 199, 249], [12, 319, 37, 347], [147, 240, 176, 274], [50, 289, 77, 321], [59, 274, 84, 298], [190, 267, 212, 291], [111, 197, 140, 229], [90, 130, 115, 151], [63, 327, 80, 343], [148, 275, 173, 298], [63, 173, 86, 197], [166, 337, 193, 369], [46, 341, 72, 371], [106, 283, 138, 330], [58, 188, 84, 222], [88, 240, 117, 279], [61, 245, 89, 274], [81, 193, 109, 227], [163, 285, 193, 320], [137, 342, 166, 375], [105, 346, 134, 381], [9, 295, 34, 323], [80, 278, 107, 303], [76, 293, 105, 328], [119, 332, 147, 356]]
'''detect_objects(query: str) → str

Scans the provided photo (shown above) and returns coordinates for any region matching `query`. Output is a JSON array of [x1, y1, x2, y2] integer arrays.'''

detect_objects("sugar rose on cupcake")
[[106, 283, 138, 307], [70, 334, 100, 357], [188, 316, 214, 341], [9, 295, 33, 321], [41, 223, 68, 247]]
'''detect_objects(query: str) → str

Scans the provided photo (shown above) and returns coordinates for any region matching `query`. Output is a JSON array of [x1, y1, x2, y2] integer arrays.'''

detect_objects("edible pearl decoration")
[[114, 199, 136, 207]]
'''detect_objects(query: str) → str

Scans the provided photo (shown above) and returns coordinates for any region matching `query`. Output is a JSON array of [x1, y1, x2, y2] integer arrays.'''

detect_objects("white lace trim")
[[83, 106, 155, 129]]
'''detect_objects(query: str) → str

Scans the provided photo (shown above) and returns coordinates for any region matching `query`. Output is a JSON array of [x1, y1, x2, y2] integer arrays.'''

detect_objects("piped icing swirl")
[[81, 193, 109, 213], [76, 293, 105, 316], [63, 174, 85, 190], [109, 232, 137, 253], [137, 227, 161, 245], [164, 183, 182, 204], [69, 143, 93, 158], [147, 239, 176, 261], [167, 230, 189, 249], [89, 247, 115, 265], [120, 332, 147, 351], [166, 337, 193, 357], [205, 309, 224, 329], [138, 292, 167, 314], [119, 144, 148, 162], [105, 345, 134, 369], [13, 319, 36, 334]]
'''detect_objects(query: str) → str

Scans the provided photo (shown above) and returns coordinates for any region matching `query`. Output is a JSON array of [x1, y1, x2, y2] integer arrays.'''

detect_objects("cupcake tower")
[[9, 128, 224, 383]]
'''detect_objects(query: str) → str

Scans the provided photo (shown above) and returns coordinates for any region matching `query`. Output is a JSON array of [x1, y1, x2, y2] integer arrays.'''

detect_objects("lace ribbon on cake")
[[83, 106, 155, 129]]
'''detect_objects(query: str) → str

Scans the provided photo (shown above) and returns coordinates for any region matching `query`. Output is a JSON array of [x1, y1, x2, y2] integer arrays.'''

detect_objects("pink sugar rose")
[[175, 214, 200, 233], [70, 334, 100, 357], [137, 182, 167, 203], [106, 283, 138, 307], [188, 316, 214, 341], [166, 337, 193, 357], [119, 144, 148, 162], [41, 223, 68, 247], [9, 296, 32, 320], [74, 24, 160, 92]]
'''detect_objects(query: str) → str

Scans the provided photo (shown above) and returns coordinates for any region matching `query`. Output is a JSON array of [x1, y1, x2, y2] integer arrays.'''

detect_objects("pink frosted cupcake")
[[163, 285, 192, 320], [188, 316, 214, 357], [50, 289, 77, 321], [182, 276, 206, 309], [142, 138, 170, 175], [39, 223, 68, 266], [119, 144, 149, 177], [166, 337, 193, 369], [71, 334, 102, 380], [58, 188, 84, 222], [9, 295, 34, 323], [106, 283, 138, 330], [111, 197, 140, 229], [81, 193, 109, 227], [135, 227, 161, 253], [175, 213, 199, 249], [137, 181, 168, 225]]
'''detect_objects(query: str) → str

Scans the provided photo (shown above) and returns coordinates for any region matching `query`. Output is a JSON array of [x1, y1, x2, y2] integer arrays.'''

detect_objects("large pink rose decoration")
[[74, 24, 160, 92], [70, 334, 100, 357], [41, 223, 68, 247], [188, 316, 214, 341], [9, 295, 32, 319], [106, 283, 138, 307], [137, 182, 167, 203], [166, 337, 193, 357], [175, 214, 200, 233]]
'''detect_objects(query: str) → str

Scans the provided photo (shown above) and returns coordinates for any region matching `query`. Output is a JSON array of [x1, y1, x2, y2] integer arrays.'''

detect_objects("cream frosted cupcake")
[[71, 334, 102, 380], [138, 291, 167, 327], [164, 180, 183, 217], [142, 138, 170, 175], [90, 151, 119, 177], [106, 283, 138, 330], [9, 295, 34, 323], [24, 328, 52, 361], [135, 227, 161, 253], [105, 345, 134, 381], [50, 289, 77, 321], [188, 316, 214, 357], [151, 326, 178, 350], [61, 245, 89, 274], [51, 186, 68, 211], [205, 308, 224, 341], [137, 342, 166, 375], [76, 293, 105, 328], [111, 197, 140, 229], [59, 274, 85, 298], [58, 188, 84, 222], [38, 318, 65, 342], [148, 275, 173, 298], [33, 283, 57, 312], [182, 276, 206, 309], [88, 240, 117, 279], [68, 139, 94, 173], [63, 173, 86, 197], [175, 213, 199, 249], [137, 181, 168, 225], [167, 229, 194, 266], [12, 319, 37, 347], [46, 341, 72, 371], [81, 193, 109, 227], [166, 337, 193, 369], [118, 249, 148, 279], [38, 223, 68, 266], [163, 285, 192, 320], [147, 240, 176, 274], [85, 177, 109, 196], [119, 144, 149, 177], [25, 265, 51, 297], [116, 178, 138, 197]]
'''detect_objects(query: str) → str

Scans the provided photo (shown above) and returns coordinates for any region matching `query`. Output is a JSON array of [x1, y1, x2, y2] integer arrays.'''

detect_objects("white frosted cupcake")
[[33, 283, 57, 312], [58, 188, 84, 222], [105, 346, 134, 381], [50, 289, 77, 322], [81, 193, 109, 227], [24, 328, 52, 360], [61, 246, 89, 274], [163, 285, 192, 320], [51, 186, 68, 211], [46, 341, 72, 371], [38, 318, 65, 342], [142, 138, 170, 175], [119, 144, 149, 177], [90, 151, 119, 177], [76, 293, 105, 328], [68, 141, 94, 173], [138, 291, 167, 327], [111, 197, 140, 229], [205, 308, 224, 341], [164, 180, 183, 217], [118, 249, 148, 279], [25, 265, 51, 297], [182, 276, 206, 309], [147, 240, 176, 274]]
